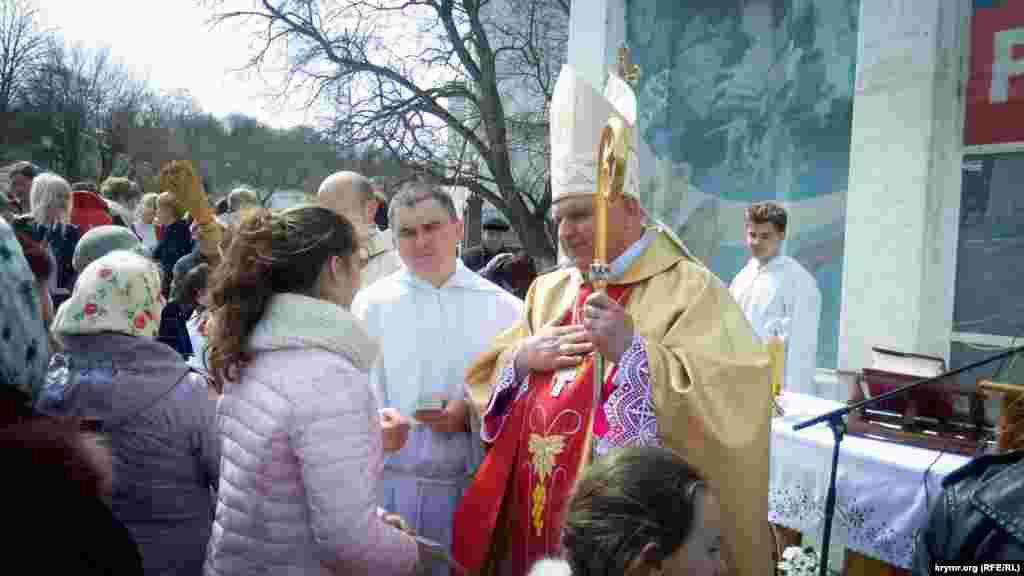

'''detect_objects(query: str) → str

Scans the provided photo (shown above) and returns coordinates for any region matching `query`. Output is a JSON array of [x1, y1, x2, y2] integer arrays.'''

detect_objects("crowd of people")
[[0, 60, 1019, 576], [0, 164, 732, 576]]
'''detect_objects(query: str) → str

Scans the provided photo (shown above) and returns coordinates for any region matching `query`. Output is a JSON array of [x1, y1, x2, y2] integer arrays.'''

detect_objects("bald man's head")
[[317, 171, 379, 228]]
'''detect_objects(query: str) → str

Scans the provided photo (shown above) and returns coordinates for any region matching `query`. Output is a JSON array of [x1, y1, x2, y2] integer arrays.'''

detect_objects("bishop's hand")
[[515, 324, 595, 374], [582, 292, 634, 363]]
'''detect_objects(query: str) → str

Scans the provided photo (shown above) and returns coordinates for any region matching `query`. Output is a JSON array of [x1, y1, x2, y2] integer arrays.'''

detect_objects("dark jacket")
[[158, 300, 194, 359], [172, 244, 205, 287], [0, 417, 145, 575], [151, 219, 194, 297], [478, 250, 537, 300], [12, 215, 80, 302], [913, 450, 1024, 571], [35, 333, 219, 576], [462, 245, 500, 272]]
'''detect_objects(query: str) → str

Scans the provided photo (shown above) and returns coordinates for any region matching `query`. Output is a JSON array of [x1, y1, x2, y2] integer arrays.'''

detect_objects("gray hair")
[[228, 187, 259, 212], [29, 173, 71, 224], [387, 180, 457, 227]]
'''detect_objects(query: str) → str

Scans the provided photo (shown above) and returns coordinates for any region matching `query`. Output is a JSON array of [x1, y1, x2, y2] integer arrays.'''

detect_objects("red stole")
[[453, 283, 632, 576]]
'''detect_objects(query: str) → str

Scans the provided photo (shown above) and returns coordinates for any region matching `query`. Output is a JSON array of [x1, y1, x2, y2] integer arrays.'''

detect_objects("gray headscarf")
[[0, 216, 49, 403]]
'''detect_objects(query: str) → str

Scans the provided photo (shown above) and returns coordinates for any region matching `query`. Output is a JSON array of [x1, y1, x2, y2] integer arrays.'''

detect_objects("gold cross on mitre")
[[615, 45, 641, 86]]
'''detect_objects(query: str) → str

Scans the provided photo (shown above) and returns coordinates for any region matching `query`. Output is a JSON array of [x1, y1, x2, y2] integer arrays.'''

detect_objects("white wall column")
[[839, 0, 967, 371]]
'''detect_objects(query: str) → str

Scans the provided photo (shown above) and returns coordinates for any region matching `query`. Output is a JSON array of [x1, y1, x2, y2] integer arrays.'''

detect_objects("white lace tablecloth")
[[769, 393, 973, 569]]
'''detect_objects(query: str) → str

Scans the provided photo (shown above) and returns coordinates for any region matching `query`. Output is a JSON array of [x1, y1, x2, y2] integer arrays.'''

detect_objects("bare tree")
[[20, 39, 152, 179], [205, 0, 568, 265], [0, 0, 47, 115]]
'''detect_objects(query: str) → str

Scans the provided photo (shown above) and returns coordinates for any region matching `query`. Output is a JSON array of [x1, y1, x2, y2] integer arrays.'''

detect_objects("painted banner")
[[626, 0, 857, 371], [966, 0, 1024, 145]]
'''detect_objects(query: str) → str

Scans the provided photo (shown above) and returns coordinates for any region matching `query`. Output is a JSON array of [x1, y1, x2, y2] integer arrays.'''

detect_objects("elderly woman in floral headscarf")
[[35, 250, 219, 576]]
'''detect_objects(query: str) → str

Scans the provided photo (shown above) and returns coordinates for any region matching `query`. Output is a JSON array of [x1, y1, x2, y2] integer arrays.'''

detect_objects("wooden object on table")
[[979, 379, 1024, 452], [845, 348, 991, 456], [770, 524, 801, 562], [844, 550, 909, 576]]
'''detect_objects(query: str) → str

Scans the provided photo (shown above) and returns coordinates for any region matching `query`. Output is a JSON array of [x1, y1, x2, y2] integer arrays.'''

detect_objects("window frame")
[[951, 4, 1024, 357]]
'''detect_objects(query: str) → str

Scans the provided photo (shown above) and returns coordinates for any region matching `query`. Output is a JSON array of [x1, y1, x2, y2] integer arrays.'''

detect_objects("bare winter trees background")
[[206, 0, 569, 264], [1, 0, 571, 261], [0, 0, 408, 202]]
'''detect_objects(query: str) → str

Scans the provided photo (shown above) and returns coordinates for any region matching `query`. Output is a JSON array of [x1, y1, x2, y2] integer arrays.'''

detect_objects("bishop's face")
[[553, 195, 633, 273]]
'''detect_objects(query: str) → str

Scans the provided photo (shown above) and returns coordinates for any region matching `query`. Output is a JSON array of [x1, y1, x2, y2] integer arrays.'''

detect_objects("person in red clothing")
[[70, 183, 115, 234]]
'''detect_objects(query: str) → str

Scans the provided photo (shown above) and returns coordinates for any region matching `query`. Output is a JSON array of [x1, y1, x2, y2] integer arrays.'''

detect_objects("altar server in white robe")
[[352, 181, 522, 575], [731, 201, 822, 396]]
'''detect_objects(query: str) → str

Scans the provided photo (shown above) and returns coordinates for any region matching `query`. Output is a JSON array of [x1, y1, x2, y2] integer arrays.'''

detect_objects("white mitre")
[[550, 64, 640, 203]]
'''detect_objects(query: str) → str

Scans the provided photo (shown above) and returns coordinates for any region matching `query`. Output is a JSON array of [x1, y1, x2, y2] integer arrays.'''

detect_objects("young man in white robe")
[[318, 171, 403, 287], [352, 181, 523, 576], [730, 201, 822, 396]]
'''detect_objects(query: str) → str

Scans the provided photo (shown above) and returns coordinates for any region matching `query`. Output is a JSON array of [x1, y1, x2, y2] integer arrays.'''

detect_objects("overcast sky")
[[38, 0, 317, 129]]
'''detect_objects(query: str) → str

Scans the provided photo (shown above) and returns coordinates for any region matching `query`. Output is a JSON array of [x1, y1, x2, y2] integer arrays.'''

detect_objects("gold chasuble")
[[456, 228, 774, 576]]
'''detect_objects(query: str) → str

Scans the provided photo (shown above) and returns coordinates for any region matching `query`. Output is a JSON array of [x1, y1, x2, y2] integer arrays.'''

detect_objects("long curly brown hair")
[[206, 205, 358, 392]]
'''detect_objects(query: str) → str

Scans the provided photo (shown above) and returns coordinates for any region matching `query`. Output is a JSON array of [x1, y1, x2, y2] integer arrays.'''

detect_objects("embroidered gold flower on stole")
[[528, 433, 565, 536]]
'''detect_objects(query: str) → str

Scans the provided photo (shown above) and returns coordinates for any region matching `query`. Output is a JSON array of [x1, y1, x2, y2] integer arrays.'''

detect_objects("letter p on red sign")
[[990, 28, 1024, 103], [967, 1, 1024, 145]]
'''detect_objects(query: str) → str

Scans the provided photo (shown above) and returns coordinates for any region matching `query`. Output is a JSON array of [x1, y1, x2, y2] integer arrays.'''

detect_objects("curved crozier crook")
[[598, 118, 628, 203]]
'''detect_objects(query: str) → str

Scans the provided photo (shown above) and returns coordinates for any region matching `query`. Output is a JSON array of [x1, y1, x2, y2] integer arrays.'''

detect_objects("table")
[[769, 393, 973, 570]]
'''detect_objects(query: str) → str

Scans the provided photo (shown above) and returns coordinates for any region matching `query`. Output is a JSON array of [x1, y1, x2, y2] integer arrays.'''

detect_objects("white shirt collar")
[[572, 229, 657, 284], [398, 259, 500, 292]]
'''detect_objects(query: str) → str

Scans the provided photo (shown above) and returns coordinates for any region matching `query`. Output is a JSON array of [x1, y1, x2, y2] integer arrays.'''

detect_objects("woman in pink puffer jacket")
[[203, 206, 419, 575]]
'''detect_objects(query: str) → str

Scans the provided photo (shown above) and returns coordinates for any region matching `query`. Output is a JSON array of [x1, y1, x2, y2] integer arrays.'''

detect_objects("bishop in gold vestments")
[[452, 65, 774, 576]]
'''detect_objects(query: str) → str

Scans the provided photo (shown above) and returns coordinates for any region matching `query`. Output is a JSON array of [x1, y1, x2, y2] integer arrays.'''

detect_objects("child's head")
[[155, 192, 183, 226], [562, 447, 725, 576], [173, 262, 210, 309]]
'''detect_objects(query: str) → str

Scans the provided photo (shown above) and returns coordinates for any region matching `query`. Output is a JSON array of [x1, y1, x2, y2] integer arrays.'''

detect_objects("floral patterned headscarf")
[[53, 250, 165, 340]]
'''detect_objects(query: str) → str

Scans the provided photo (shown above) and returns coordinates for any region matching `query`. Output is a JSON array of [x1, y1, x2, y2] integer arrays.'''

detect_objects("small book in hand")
[[414, 397, 447, 421]]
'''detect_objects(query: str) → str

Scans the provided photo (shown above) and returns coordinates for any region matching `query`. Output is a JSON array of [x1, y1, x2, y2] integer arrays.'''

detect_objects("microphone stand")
[[793, 344, 1024, 576]]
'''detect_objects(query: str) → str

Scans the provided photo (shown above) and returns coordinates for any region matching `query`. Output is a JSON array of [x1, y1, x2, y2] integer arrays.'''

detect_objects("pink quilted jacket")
[[204, 293, 418, 575]]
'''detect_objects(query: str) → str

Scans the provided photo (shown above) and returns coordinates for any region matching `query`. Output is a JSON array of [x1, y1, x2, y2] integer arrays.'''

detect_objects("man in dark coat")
[[462, 215, 511, 272]]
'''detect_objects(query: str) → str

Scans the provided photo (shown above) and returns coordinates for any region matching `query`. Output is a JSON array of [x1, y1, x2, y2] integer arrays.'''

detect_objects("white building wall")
[[839, 0, 966, 371]]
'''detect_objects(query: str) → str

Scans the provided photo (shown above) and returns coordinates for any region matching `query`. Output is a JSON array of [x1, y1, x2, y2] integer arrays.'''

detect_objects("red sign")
[[965, 2, 1024, 145]]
